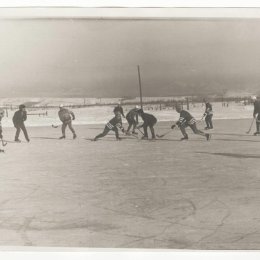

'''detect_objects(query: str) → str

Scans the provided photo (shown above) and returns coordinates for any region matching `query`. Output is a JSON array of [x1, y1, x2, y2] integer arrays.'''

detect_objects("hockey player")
[[13, 104, 30, 142], [0, 109, 4, 152], [113, 102, 125, 118], [58, 105, 77, 139], [202, 99, 213, 129], [126, 105, 139, 135], [0, 108, 4, 140], [136, 108, 157, 140], [172, 104, 211, 141], [93, 112, 125, 141], [252, 96, 260, 136]]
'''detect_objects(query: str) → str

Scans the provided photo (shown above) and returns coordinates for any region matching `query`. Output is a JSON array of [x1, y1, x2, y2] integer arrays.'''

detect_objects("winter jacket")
[[58, 108, 75, 122], [13, 110, 27, 127], [126, 108, 139, 122], [177, 110, 196, 127], [204, 102, 213, 115], [106, 116, 124, 131], [139, 112, 157, 126], [253, 100, 260, 117]]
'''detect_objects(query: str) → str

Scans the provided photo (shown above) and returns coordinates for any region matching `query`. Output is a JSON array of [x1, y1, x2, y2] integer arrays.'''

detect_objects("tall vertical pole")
[[186, 97, 190, 110], [137, 65, 143, 108]]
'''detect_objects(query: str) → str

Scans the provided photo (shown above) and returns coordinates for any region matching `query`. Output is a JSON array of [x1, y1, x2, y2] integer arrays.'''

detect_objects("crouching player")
[[137, 109, 157, 140], [93, 112, 125, 141], [172, 104, 211, 141], [126, 105, 139, 135]]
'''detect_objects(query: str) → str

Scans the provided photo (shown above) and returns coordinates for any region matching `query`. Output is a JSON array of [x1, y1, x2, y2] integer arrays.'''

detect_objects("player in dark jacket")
[[126, 106, 139, 135], [12, 104, 30, 142], [253, 96, 260, 136], [58, 105, 77, 139], [172, 104, 211, 141], [93, 112, 125, 141], [202, 100, 213, 130], [113, 102, 125, 118], [137, 109, 157, 140]]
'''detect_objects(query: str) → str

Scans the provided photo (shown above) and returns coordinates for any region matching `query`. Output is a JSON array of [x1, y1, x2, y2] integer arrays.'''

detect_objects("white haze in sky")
[[0, 18, 260, 97]]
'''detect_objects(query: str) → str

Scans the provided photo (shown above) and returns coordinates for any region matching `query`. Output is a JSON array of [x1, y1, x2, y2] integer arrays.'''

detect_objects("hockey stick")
[[136, 127, 144, 136], [196, 115, 206, 125], [246, 118, 255, 134], [156, 126, 178, 138], [124, 132, 139, 139], [198, 118, 205, 124], [156, 130, 173, 138]]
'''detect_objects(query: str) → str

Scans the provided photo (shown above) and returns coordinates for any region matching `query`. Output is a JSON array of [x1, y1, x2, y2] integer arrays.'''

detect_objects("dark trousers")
[[0, 125, 2, 139], [205, 114, 213, 128], [180, 123, 206, 138], [95, 126, 119, 140], [62, 120, 76, 137], [143, 121, 156, 138], [126, 117, 137, 133], [256, 115, 260, 133], [15, 124, 29, 141]]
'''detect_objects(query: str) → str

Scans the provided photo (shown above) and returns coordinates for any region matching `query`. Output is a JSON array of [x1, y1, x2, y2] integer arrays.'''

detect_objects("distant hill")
[[0, 94, 256, 108]]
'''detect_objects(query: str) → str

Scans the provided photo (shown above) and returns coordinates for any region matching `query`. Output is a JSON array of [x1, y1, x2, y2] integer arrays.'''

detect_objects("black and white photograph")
[[1, 4, 260, 253]]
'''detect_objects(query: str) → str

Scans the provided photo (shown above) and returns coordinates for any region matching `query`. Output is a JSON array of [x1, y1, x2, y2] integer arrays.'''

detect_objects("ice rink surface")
[[0, 119, 260, 249]]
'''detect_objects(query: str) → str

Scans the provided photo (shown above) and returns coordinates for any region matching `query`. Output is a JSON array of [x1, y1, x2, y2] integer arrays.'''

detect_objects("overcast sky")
[[1, 18, 260, 97]]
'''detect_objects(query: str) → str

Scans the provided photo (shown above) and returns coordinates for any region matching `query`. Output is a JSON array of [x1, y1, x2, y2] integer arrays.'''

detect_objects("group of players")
[[89, 97, 259, 141], [0, 96, 259, 150], [92, 96, 258, 141], [93, 100, 213, 142]]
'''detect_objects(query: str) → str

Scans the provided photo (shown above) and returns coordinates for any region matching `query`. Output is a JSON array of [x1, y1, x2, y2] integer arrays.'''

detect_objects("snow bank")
[[0, 101, 254, 127]]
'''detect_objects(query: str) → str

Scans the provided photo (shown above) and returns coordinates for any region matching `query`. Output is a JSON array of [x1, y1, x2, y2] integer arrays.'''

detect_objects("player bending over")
[[126, 105, 139, 135], [172, 104, 211, 141], [137, 108, 157, 140], [93, 112, 125, 141]]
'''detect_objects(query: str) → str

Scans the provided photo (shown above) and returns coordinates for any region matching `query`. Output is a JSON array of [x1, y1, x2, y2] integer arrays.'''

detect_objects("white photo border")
[[1, 1, 260, 260]]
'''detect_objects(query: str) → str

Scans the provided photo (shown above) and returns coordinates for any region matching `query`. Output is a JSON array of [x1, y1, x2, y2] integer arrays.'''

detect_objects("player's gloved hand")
[[176, 121, 181, 127], [171, 124, 176, 129], [121, 128, 125, 133]]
